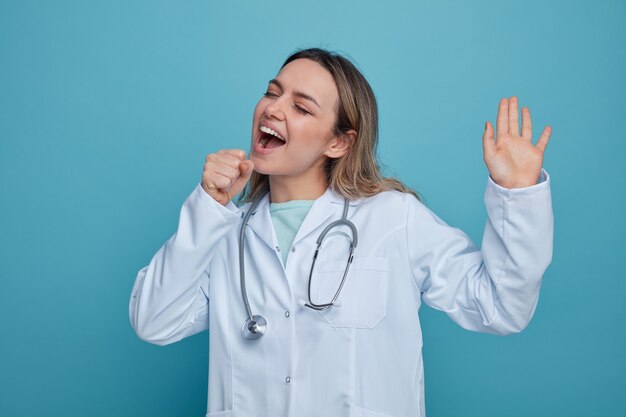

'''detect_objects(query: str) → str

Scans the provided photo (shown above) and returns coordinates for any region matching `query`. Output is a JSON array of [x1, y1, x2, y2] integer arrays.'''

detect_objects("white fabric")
[[129, 170, 553, 417]]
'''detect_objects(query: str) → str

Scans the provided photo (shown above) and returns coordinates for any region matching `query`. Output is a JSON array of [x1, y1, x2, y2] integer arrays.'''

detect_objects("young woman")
[[130, 48, 553, 417]]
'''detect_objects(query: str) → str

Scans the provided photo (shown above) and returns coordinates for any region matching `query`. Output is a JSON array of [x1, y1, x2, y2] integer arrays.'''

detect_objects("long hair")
[[242, 48, 420, 203]]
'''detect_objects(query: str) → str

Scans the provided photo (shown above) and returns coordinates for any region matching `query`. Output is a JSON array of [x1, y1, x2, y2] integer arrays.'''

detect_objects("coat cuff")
[[194, 182, 241, 219], [486, 168, 550, 198]]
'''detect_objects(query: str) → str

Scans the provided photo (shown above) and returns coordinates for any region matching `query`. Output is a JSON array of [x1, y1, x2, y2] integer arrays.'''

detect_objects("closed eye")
[[294, 105, 311, 115]]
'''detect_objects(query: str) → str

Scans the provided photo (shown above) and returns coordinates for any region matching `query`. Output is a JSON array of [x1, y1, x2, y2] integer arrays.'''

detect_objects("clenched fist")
[[201, 149, 255, 206]]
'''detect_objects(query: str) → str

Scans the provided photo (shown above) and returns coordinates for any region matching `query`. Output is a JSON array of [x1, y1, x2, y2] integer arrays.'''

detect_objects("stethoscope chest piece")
[[242, 315, 267, 340]]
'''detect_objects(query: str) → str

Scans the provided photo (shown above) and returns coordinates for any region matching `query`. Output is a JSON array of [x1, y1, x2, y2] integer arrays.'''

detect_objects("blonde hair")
[[242, 48, 420, 203]]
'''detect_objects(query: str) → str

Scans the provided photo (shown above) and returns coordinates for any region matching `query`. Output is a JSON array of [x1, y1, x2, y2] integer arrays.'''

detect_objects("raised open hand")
[[483, 97, 552, 189]]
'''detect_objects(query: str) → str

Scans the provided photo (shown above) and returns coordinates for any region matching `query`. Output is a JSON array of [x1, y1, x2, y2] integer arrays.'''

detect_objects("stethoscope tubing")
[[239, 192, 356, 340], [239, 194, 264, 323]]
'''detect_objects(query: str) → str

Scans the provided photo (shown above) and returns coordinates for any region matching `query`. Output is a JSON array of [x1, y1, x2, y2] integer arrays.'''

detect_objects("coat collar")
[[241, 188, 362, 250]]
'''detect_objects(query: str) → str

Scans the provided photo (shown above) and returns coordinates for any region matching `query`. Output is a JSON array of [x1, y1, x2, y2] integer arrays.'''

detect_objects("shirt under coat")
[[129, 170, 553, 417]]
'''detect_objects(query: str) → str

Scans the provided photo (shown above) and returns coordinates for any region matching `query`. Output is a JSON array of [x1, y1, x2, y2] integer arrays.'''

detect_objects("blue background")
[[1, 1, 624, 416]]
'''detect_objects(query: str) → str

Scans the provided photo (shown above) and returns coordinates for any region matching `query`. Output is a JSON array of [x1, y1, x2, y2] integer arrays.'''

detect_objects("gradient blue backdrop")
[[1, 1, 624, 416]]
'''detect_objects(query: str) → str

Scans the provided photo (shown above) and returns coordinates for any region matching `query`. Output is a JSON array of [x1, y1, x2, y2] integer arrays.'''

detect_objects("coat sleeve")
[[129, 183, 241, 346], [407, 169, 553, 335]]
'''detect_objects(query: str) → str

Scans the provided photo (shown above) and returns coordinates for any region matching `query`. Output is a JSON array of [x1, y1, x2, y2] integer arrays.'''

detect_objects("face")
[[250, 58, 348, 181]]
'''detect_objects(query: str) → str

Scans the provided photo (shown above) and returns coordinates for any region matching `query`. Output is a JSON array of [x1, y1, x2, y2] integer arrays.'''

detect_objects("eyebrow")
[[268, 79, 321, 109]]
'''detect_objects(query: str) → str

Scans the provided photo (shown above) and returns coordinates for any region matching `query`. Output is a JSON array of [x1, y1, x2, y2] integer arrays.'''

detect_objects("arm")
[[129, 149, 253, 346], [129, 183, 240, 345], [410, 96, 554, 334], [407, 171, 553, 335]]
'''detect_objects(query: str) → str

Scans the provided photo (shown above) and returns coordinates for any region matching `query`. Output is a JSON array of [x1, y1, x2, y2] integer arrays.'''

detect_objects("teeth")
[[260, 125, 285, 141]]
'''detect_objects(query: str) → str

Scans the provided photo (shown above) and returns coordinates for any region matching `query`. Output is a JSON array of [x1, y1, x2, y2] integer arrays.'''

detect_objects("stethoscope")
[[239, 193, 358, 341]]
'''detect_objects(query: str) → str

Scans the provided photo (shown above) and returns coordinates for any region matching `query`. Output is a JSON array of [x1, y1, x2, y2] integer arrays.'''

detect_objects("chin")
[[249, 157, 271, 176]]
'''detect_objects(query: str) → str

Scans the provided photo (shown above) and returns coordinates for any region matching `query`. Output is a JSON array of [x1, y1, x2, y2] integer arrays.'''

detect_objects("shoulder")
[[358, 189, 422, 210], [357, 189, 444, 228], [354, 190, 426, 224]]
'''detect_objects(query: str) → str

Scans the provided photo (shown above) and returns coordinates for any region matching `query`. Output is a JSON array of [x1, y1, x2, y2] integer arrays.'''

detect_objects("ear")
[[325, 129, 356, 159]]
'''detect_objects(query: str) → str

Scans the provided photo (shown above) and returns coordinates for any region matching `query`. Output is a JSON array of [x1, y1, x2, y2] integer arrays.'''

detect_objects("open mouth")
[[258, 125, 286, 149]]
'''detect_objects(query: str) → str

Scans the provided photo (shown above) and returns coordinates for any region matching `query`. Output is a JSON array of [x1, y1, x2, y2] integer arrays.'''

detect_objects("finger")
[[482, 121, 496, 159], [206, 153, 243, 169], [509, 96, 520, 136], [536, 126, 552, 152], [496, 98, 509, 140], [207, 173, 233, 190], [211, 163, 239, 181], [521, 107, 532, 140], [218, 149, 246, 161]]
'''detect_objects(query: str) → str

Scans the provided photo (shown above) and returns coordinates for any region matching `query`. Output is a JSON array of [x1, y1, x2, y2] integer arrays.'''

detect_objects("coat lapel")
[[242, 193, 276, 250], [242, 188, 362, 251], [292, 188, 361, 246]]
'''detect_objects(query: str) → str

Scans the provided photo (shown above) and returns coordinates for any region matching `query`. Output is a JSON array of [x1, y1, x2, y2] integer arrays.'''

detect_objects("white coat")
[[129, 170, 553, 417]]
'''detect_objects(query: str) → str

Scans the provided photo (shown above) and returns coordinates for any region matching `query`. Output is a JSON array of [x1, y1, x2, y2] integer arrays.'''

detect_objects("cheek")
[[251, 101, 265, 142], [292, 120, 331, 146], [252, 100, 263, 121]]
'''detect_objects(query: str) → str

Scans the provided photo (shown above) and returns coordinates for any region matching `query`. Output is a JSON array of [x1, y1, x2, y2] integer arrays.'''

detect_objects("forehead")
[[275, 58, 339, 108]]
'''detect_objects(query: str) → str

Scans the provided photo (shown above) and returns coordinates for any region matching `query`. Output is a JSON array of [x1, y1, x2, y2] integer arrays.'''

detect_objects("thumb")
[[240, 160, 254, 179], [230, 160, 255, 197], [482, 121, 496, 160]]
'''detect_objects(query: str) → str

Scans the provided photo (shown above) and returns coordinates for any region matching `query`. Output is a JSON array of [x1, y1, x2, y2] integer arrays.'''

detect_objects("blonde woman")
[[130, 48, 553, 417]]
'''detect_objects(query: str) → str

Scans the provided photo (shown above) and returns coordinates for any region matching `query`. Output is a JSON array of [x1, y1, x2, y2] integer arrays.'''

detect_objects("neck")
[[269, 172, 328, 203]]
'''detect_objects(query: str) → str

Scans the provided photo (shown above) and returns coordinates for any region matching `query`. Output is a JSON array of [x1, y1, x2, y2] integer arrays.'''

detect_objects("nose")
[[264, 96, 286, 121]]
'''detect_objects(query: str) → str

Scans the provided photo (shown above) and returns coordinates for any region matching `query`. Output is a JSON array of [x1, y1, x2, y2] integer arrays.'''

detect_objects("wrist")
[[490, 170, 542, 189], [492, 178, 537, 189], [200, 182, 229, 206]]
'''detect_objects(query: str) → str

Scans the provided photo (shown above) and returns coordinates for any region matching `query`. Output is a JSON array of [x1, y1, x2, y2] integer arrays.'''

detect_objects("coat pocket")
[[312, 256, 388, 328]]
